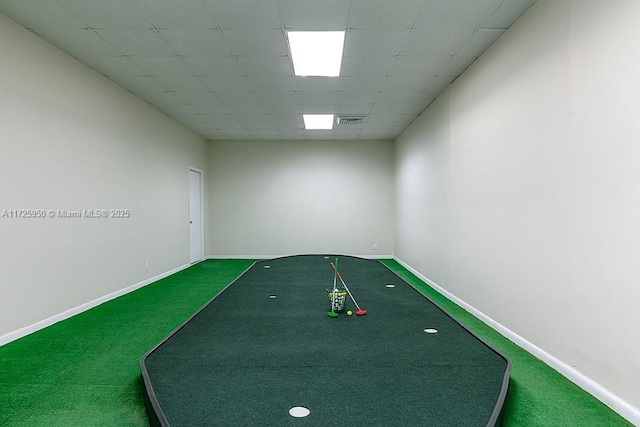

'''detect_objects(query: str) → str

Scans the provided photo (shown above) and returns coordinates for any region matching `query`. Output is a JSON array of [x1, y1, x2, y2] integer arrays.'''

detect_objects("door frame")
[[189, 167, 204, 264]]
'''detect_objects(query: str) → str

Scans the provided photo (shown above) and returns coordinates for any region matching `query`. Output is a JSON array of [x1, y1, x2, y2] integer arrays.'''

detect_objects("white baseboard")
[[0, 262, 191, 348], [207, 254, 394, 260], [393, 256, 640, 426]]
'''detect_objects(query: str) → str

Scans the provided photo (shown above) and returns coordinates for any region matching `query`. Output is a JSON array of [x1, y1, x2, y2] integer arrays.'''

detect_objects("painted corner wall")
[[0, 14, 208, 337], [395, 0, 640, 412], [208, 139, 394, 257]]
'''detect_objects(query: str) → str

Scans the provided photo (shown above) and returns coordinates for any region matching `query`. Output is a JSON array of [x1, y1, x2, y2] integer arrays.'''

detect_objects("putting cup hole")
[[424, 328, 438, 334], [269, 295, 277, 299], [289, 406, 310, 418], [264, 265, 270, 268], [386, 284, 395, 288]]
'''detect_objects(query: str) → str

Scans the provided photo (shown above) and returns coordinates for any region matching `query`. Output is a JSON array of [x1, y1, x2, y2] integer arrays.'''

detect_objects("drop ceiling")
[[0, 0, 536, 141]]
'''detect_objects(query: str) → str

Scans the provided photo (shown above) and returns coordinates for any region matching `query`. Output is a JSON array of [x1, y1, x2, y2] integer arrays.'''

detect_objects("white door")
[[189, 168, 203, 264]]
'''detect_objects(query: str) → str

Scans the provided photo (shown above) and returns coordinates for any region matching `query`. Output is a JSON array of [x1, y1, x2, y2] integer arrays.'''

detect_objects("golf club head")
[[356, 309, 367, 316], [327, 311, 338, 318]]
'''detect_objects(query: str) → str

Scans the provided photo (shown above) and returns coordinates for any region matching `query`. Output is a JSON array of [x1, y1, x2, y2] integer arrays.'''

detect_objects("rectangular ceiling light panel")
[[303, 114, 334, 130], [288, 31, 346, 77]]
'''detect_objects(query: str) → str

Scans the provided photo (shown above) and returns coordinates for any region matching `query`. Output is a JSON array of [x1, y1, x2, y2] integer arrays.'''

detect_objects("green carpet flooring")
[[0, 259, 633, 426]]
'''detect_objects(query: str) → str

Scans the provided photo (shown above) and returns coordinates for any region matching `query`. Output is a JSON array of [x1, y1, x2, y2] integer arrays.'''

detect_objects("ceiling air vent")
[[336, 115, 366, 125]]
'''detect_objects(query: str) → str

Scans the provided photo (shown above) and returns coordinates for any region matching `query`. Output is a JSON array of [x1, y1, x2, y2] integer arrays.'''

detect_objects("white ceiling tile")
[[212, 121, 247, 131], [215, 90, 260, 107], [338, 91, 380, 105], [455, 28, 505, 58], [128, 56, 190, 76], [229, 106, 265, 121], [336, 104, 375, 115], [484, 0, 536, 29], [374, 100, 430, 116], [403, 28, 475, 56], [194, 120, 231, 130], [339, 77, 387, 93], [181, 120, 210, 132], [155, 103, 196, 116], [384, 75, 432, 94], [306, 131, 333, 140], [200, 76, 251, 92], [205, 0, 281, 30], [278, 0, 350, 30], [182, 112, 214, 122], [367, 110, 415, 121], [416, 0, 500, 29], [377, 89, 427, 105], [280, 129, 317, 139], [248, 77, 296, 93], [211, 107, 248, 120], [31, 29, 120, 56], [428, 74, 456, 93], [344, 29, 411, 57], [200, 117, 243, 128], [171, 113, 204, 123], [243, 122, 279, 131], [341, 56, 397, 77], [199, 131, 222, 140], [360, 130, 399, 140], [108, 75, 165, 92], [298, 103, 338, 115], [78, 56, 145, 76], [159, 29, 230, 56], [55, 0, 149, 29], [419, 94, 437, 110], [297, 91, 339, 105], [191, 104, 230, 115], [256, 92, 298, 107], [333, 128, 365, 138], [264, 110, 303, 125], [182, 56, 242, 77], [391, 55, 453, 79], [173, 91, 221, 104], [231, 106, 266, 121], [219, 119, 250, 129], [96, 29, 174, 56], [136, 91, 183, 105], [218, 130, 254, 140], [130, 0, 215, 29], [222, 29, 287, 56], [439, 54, 477, 77], [405, 99, 436, 114], [0, 0, 84, 29], [349, 0, 427, 29], [154, 76, 209, 92], [361, 119, 404, 130], [236, 56, 292, 77], [232, 110, 269, 122], [251, 131, 283, 139]]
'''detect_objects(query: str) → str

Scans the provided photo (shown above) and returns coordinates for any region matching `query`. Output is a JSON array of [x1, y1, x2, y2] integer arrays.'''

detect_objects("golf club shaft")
[[330, 262, 363, 310]]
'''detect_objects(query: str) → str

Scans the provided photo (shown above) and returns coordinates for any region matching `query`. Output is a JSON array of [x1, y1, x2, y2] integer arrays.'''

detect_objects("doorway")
[[189, 168, 204, 264]]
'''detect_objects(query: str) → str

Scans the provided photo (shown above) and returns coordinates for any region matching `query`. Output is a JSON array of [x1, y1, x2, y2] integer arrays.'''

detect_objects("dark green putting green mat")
[[142, 255, 510, 426]]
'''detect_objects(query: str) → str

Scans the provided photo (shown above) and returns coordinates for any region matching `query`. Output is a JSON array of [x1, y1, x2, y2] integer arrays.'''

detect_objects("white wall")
[[395, 0, 640, 414], [208, 139, 394, 257], [0, 15, 207, 338]]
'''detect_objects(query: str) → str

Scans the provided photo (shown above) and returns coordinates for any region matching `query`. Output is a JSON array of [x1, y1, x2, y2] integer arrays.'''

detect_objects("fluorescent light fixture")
[[303, 114, 334, 130], [287, 31, 345, 77]]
